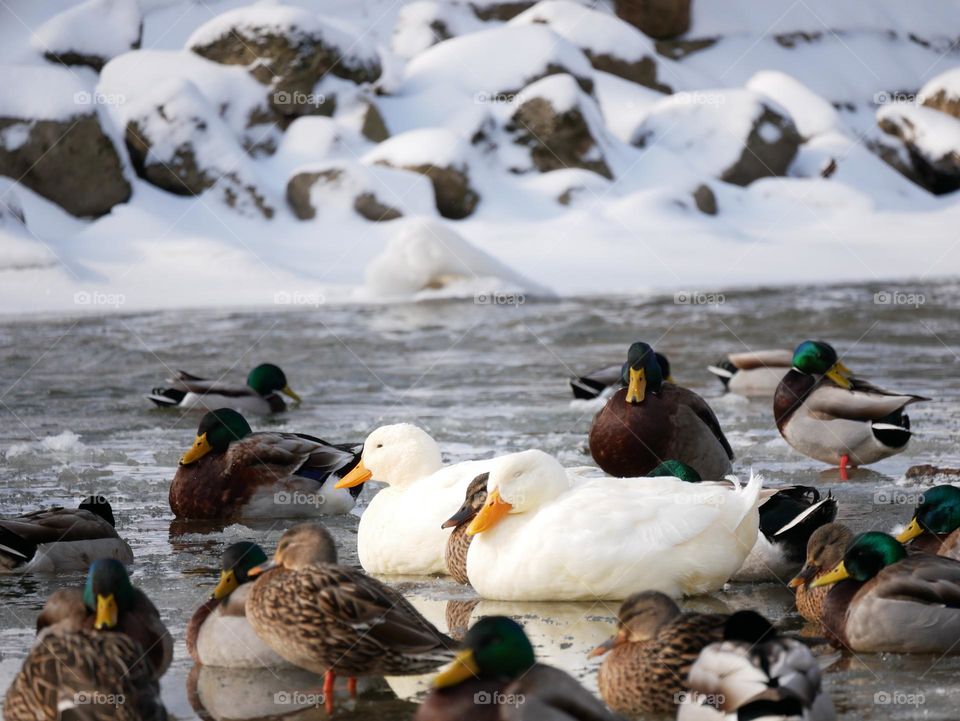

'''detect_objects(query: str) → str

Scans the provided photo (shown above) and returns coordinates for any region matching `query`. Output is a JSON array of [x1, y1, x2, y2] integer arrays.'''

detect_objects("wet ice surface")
[[1, 281, 960, 719]]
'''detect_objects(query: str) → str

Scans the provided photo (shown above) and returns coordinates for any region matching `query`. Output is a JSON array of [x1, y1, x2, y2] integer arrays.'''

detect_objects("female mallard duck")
[[4, 630, 166, 721], [774, 340, 929, 479], [588, 591, 727, 716], [707, 349, 792, 397], [333, 424, 497, 575], [147, 362, 301, 414], [464, 450, 760, 600], [678, 611, 836, 721], [895, 485, 960, 559], [187, 541, 290, 668], [36, 559, 173, 680], [570, 352, 672, 400], [442, 473, 489, 585], [589, 342, 733, 479], [245, 522, 455, 704], [170, 409, 362, 519], [809, 531, 960, 653], [789, 523, 854, 625], [0, 495, 132, 572], [416, 616, 621, 721]]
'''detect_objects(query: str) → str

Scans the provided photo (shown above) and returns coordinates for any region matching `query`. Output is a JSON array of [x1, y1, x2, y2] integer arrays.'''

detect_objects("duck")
[[415, 615, 622, 721], [0, 495, 132, 572], [36, 558, 173, 680], [789, 523, 855, 625], [774, 340, 929, 479], [170, 408, 363, 519], [333, 423, 495, 575], [4, 629, 167, 721], [588, 591, 727, 716], [464, 449, 760, 600], [895, 484, 960, 559], [244, 522, 455, 706], [809, 531, 960, 653], [589, 342, 734, 479], [442, 472, 489, 585], [678, 610, 836, 720], [570, 352, 672, 400], [707, 349, 792, 397], [187, 541, 290, 668], [146, 362, 301, 414]]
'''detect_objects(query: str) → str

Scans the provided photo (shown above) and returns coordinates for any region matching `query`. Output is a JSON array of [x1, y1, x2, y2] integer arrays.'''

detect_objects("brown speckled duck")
[[789, 523, 854, 625], [589, 591, 726, 717], [441, 472, 488, 585], [589, 342, 733, 479]]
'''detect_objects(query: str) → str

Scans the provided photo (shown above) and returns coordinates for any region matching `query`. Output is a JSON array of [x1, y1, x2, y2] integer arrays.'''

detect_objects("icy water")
[[1, 280, 959, 720]]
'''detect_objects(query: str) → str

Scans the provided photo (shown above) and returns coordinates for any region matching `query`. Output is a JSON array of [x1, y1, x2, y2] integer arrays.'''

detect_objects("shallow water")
[[1, 280, 959, 720]]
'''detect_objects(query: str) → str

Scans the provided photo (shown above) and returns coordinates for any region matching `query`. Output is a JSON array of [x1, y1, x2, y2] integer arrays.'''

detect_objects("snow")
[[920, 67, 960, 108], [0, 65, 94, 120], [877, 104, 960, 161], [364, 127, 473, 169], [391, 1, 486, 59], [33, 0, 141, 62], [746, 71, 840, 138]]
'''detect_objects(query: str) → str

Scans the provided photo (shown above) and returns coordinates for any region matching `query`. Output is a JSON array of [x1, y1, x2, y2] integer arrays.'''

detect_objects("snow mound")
[[0, 64, 92, 120], [391, 1, 486, 59], [746, 71, 840, 138], [33, 0, 141, 70]]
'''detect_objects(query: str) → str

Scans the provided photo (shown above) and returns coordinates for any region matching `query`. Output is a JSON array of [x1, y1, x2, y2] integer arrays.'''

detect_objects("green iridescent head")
[[433, 616, 535, 688], [620, 342, 663, 404], [180, 409, 252, 465], [791, 340, 852, 388], [83, 559, 135, 630], [247, 364, 301, 402], [212, 541, 268, 600], [647, 460, 702, 483], [812, 532, 906, 588], [897, 485, 960, 543]]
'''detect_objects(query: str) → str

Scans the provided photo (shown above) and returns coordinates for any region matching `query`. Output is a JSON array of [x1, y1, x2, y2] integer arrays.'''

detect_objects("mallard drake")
[[416, 616, 621, 721], [707, 349, 792, 397], [170, 409, 362, 519], [0, 495, 132, 572], [810, 531, 960, 653], [589, 342, 734, 479], [895, 484, 960, 559], [187, 541, 290, 668], [442, 472, 488, 585], [146, 363, 301, 414], [36, 559, 173, 680], [333, 424, 494, 575], [4, 630, 166, 721], [789, 523, 854, 625], [464, 450, 760, 600], [678, 610, 836, 721], [588, 591, 727, 716], [570, 352, 672, 400], [245, 522, 455, 704], [774, 340, 929, 479]]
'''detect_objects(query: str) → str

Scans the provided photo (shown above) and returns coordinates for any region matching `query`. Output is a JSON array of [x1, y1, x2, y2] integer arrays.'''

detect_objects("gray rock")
[[720, 106, 802, 186], [402, 163, 479, 219], [877, 109, 960, 195], [287, 167, 405, 222], [693, 184, 717, 215], [614, 0, 691, 40]]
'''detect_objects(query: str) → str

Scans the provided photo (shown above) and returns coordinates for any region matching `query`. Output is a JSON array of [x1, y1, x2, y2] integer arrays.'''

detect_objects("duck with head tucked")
[[147, 362, 301, 414], [706, 348, 793, 397], [589, 342, 734, 479], [774, 340, 929, 479], [895, 485, 960, 559], [170, 409, 363, 519]]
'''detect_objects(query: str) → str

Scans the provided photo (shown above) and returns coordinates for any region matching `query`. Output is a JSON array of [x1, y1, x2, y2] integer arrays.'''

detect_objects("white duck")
[[464, 451, 761, 601]]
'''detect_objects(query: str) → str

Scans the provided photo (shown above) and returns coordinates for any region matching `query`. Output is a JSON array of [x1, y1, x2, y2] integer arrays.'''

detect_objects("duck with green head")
[[809, 531, 960, 653], [570, 351, 672, 400], [896, 485, 960, 559], [169, 408, 364, 520], [187, 541, 291, 668], [146, 362, 301, 414], [589, 342, 734, 479], [774, 340, 928, 479], [416, 616, 620, 721]]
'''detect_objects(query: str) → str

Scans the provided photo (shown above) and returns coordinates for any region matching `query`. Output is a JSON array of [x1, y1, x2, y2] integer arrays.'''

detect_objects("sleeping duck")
[[170, 409, 363, 519], [895, 484, 960, 559], [570, 352, 672, 400], [0, 495, 132, 573], [147, 363, 301, 414], [707, 349, 792, 397], [589, 342, 734, 479], [187, 541, 291, 668], [774, 340, 929, 479]]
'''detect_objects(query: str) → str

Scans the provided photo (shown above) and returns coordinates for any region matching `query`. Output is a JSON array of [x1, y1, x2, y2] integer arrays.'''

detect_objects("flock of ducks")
[[1, 340, 956, 721]]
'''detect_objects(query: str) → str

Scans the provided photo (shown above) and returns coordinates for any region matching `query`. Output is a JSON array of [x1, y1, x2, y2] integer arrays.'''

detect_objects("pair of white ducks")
[[334, 424, 763, 601]]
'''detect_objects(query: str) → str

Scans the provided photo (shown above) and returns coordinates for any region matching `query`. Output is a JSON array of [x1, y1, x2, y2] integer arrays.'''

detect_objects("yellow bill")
[[433, 649, 480, 688], [281, 385, 302, 403], [335, 460, 373, 489], [895, 517, 924, 543], [95, 593, 118, 629], [212, 569, 238, 600], [825, 362, 853, 389], [626, 367, 647, 404], [809, 560, 850, 588], [466, 489, 513, 536], [180, 432, 212, 465]]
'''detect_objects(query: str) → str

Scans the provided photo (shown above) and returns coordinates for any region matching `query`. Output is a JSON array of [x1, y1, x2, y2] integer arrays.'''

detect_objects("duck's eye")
[[376, 443, 383, 449]]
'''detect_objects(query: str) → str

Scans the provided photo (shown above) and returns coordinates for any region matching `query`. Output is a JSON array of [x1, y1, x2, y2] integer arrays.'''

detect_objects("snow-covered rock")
[[469, 0, 537, 21], [632, 89, 802, 186], [33, 0, 141, 71], [746, 71, 840, 138], [0, 180, 58, 271], [920, 67, 960, 121], [614, 0, 691, 40], [392, 2, 487, 59], [124, 79, 275, 217], [0, 65, 130, 217], [877, 103, 960, 194]]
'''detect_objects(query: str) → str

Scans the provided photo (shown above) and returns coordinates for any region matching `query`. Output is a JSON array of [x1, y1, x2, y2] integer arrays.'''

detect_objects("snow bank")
[[33, 0, 141, 68], [746, 71, 840, 138], [0, 65, 92, 120]]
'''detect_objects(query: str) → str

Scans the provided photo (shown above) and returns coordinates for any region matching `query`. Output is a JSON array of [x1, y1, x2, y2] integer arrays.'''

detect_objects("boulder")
[[391, 2, 487, 59], [692, 184, 717, 214], [124, 79, 274, 217], [360, 101, 390, 142], [614, 0, 691, 40], [34, 0, 142, 72], [877, 104, 960, 194], [920, 67, 960, 120]]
